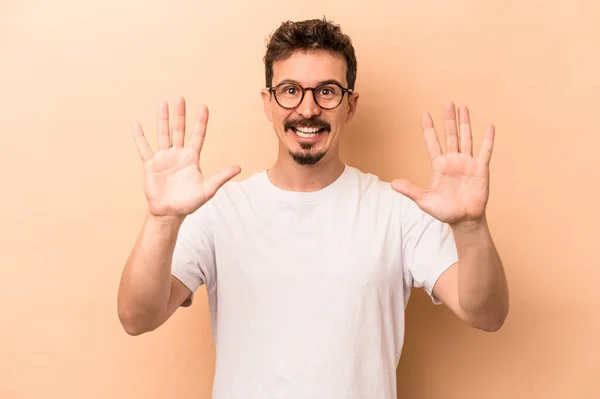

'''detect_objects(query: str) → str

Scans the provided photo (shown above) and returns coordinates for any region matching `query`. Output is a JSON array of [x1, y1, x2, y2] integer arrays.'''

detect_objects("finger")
[[421, 112, 442, 159], [443, 101, 459, 153], [477, 124, 495, 165], [188, 105, 209, 156], [391, 179, 427, 204], [131, 121, 154, 162], [171, 96, 186, 148], [202, 164, 242, 199], [458, 105, 473, 156], [157, 101, 171, 151]]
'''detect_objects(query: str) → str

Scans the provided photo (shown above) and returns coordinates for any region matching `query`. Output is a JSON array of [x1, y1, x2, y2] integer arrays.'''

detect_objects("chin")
[[289, 149, 327, 165], [277, 125, 334, 165], [286, 134, 329, 165]]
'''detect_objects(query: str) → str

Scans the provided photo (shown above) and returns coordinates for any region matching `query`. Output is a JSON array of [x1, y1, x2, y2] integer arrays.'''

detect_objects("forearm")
[[117, 213, 184, 334], [452, 216, 509, 328]]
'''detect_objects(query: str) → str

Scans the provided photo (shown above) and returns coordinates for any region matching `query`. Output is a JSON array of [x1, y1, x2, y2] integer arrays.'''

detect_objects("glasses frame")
[[267, 82, 354, 110]]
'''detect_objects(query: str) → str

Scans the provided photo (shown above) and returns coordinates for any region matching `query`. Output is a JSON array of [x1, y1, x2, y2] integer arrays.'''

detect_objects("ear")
[[261, 88, 273, 121], [345, 91, 359, 122]]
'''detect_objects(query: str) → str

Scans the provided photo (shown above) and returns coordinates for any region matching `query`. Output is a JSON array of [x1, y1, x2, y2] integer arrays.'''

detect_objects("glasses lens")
[[275, 83, 303, 108], [314, 84, 343, 109]]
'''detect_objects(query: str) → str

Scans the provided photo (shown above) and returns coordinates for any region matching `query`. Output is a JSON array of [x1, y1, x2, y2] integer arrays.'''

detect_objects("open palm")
[[132, 97, 241, 219], [392, 103, 494, 226]]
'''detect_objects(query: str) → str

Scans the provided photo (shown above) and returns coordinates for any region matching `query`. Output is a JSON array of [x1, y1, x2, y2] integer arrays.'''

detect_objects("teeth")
[[296, 127, 320, 134], [295, 131, 320, 138], [293, 126, 323, 138]]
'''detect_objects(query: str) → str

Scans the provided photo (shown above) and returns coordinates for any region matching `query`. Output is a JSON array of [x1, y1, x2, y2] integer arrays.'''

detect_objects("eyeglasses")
[[268, 81, 353, 110]]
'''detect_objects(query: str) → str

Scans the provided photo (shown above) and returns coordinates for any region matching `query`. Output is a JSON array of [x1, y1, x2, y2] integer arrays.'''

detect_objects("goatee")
[[290, 149, 326, 165]]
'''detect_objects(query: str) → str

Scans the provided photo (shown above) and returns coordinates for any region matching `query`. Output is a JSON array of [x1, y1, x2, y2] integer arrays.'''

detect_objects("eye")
[[316, 85, 338, 99], [277, 84, 302, 97]]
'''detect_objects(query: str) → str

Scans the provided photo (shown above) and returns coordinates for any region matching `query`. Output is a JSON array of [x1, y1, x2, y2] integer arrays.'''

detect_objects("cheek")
[[273, 110, 292, 131], [278, 110, 297, 125], [329, 113, 346, 132]]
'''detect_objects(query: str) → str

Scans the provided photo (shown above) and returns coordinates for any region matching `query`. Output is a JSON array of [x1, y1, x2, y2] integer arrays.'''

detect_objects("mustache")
[[284, 117, 331, 132]]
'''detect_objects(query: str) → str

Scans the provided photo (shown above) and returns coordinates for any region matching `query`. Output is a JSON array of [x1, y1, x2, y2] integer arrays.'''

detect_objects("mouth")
[[287, 124, 330, 144]]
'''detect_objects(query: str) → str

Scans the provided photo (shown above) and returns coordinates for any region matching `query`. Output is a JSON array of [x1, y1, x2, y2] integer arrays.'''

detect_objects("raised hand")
[[132, 97, 241, 220], [391, 102, 494, 227]]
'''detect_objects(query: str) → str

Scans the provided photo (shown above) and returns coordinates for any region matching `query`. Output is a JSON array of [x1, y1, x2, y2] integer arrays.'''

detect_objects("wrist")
[[145, 212, 186, 229], [450, 215, 489, 236]]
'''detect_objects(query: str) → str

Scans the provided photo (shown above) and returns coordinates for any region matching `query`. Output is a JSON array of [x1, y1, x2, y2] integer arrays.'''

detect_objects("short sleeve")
[[171, 200, 217, 305], [400, 194, 458, 305]]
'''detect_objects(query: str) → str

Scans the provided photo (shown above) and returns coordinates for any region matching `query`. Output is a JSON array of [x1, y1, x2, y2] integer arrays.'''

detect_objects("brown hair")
[[263, 17, 358, 90]]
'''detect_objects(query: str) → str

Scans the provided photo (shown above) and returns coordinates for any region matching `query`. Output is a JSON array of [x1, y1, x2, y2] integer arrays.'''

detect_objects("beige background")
[[1, 0, 599, 398]]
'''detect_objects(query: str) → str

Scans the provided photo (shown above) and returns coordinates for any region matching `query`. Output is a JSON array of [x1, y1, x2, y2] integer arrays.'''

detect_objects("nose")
[[296, 89, 321, 119]]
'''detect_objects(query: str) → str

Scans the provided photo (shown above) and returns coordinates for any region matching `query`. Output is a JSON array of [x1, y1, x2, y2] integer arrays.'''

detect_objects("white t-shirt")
[[171, 165, 458, 399]]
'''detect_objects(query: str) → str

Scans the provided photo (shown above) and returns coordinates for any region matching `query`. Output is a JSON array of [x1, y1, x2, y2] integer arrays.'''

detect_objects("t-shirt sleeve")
[[171, 200, 217, 306], [400, 194, 458, 305]]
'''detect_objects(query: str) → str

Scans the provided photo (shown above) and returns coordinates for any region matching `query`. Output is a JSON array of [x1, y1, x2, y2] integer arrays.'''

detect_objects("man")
[[118, 18, 509, 398]]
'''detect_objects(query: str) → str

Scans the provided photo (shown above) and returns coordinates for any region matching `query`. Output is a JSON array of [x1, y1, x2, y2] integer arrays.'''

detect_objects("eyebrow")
[[276, 79, 345, 87]]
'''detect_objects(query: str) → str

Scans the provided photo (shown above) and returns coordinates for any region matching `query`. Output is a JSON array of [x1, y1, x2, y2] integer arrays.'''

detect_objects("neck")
[[267, 152, 345, 192]]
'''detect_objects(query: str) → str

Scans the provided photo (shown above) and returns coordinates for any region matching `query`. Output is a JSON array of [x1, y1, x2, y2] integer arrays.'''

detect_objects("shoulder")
[[211, 170, 266, 200], [344, 165, 407, 206], [344, 165, 431, 223], [194, 170, 268, 218]]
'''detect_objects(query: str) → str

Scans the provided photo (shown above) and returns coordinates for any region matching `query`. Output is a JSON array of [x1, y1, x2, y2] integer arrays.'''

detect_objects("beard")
[[289, 147, 326, 165], [284, 116, 331, 165]]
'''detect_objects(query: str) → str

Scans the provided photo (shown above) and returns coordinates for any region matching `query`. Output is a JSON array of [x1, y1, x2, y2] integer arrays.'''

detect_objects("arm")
[[433, 217, 509, 332], [117, 214, 192, 336], [118, 97, 240, 335], [392, 102, 508, 331]]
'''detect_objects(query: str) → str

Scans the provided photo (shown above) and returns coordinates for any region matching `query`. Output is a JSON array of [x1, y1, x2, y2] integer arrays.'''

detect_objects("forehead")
[[272, 50, 347, 86]]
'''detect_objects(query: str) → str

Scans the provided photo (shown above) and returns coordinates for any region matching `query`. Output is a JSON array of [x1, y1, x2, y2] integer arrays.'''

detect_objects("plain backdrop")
[[1, 1, 599, 398]]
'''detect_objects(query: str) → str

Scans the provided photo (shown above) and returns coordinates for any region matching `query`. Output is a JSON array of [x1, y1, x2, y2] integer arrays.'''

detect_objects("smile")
[[290, 126, 327, 142], [293, 126, 325, 137]]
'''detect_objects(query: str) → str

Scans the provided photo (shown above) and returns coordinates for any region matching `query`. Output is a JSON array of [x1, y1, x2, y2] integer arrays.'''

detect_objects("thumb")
[[391, 179, 426, 203], [203, 164, 242, 198]]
